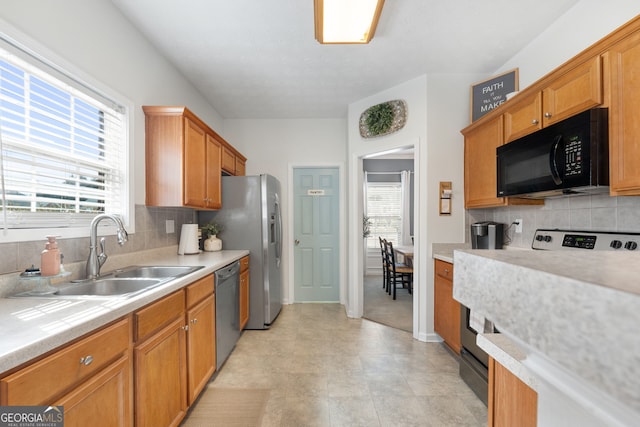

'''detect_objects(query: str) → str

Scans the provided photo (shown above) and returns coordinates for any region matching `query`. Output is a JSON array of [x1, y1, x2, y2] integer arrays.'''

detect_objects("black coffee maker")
[[471, 221, 504, 249]]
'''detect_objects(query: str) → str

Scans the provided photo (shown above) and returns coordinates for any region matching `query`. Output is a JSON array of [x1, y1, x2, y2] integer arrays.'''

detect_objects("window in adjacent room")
[[365, 180, 402, 249], [0, 33, 131, 241]]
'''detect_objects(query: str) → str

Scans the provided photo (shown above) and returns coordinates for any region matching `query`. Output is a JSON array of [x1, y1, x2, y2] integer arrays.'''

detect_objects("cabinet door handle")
[[79, 355, 93, 366], [544, 112, 552, 118], [191, 318, 198, 325], [182, 325, 189, 331], [531, 119, 539, 125]]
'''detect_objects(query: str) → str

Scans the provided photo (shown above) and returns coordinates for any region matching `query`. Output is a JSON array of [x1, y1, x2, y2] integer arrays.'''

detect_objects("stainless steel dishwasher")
[[215, 260, 241, 370]]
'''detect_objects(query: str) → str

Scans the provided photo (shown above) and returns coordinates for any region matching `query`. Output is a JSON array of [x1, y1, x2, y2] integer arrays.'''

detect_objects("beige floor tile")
[[184, 304, 486, 427]]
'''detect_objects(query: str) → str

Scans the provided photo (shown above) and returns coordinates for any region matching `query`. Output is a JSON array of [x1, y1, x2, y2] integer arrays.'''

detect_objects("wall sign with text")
[[470, 69, 519, 122]]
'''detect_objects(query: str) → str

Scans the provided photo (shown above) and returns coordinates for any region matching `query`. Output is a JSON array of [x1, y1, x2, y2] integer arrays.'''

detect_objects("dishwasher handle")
[[215, 261, 240, 282]]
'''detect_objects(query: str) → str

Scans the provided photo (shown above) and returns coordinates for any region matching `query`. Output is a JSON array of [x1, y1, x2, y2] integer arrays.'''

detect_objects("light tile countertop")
[[453, 248, 640, 416], [0, 247, 248, 374]]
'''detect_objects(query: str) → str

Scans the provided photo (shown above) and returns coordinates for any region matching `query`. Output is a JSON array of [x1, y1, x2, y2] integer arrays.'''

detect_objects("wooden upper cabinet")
[[221, 144, 247, 176], [221, 145, 235, 174], [541, 56, 602, 126], [144, 106, 244, 209], [464, 115, 506, 208], [606, 30, 640, 195], [504, 57, 602, 142]]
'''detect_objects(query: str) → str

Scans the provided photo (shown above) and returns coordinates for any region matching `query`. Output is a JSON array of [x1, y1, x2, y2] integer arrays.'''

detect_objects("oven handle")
[[549, 134, 563, 185]]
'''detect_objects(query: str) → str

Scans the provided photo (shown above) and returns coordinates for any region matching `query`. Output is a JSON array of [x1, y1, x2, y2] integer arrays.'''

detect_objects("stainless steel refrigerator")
[[199, 174, 282, 329]]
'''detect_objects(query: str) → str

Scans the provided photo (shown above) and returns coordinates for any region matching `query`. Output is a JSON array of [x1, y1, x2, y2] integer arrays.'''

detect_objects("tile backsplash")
[[466, 194, 640, 249], [0, 205, 197, 276]]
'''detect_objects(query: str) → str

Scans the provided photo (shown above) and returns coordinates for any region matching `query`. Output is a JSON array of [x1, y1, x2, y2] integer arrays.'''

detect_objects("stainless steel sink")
[[11, 265, 204, 299], [55, 278, 165, 297], [112, 265, 201, 279]]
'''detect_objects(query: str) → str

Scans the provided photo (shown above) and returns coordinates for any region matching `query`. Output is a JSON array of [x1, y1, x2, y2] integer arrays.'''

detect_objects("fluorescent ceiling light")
[[314, 0, 385, 44]]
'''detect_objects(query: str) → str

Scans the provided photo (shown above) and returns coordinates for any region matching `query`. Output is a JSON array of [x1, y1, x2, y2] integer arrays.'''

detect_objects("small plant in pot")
[[201, 222, 223, 252]]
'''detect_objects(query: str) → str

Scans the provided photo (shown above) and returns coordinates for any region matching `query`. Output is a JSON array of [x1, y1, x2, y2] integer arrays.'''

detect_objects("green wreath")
[[365, 102, 394, 136]]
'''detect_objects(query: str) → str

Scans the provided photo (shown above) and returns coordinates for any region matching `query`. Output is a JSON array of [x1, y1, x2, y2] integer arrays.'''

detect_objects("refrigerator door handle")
[[275, 197, 282, 268]]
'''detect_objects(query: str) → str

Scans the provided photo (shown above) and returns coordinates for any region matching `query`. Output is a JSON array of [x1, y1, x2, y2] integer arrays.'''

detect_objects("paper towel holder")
[[439, 181, 452, 215]]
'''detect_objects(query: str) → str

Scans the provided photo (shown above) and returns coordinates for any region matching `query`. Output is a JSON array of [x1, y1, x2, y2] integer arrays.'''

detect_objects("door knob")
[[295, 239, 300, 245]]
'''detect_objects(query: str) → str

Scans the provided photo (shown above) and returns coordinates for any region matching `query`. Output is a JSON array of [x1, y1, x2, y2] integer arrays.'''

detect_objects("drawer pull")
[[79, 355, 94, 366], [531, 119, 539, 125]]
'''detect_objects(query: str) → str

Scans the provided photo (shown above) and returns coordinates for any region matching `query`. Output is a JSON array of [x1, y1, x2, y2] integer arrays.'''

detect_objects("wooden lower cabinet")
[[488, 357, 537, 427], [239, 255, 250, 330], [433, 259, 460, 354], [135, 316, 187, 427], [134, 275, 216, 426], [0, 318, 132, 426], [56, 355, 132, 427], [186, 294, 216, 404]]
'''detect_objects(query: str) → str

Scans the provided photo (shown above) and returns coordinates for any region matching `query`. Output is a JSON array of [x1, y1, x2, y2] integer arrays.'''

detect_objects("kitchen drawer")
[[435, 259, 454, 281], [0, 317, 131, 405], [135, 290, 185, 342], [240, 256, 249, 272], [185, 274, 214, 308]]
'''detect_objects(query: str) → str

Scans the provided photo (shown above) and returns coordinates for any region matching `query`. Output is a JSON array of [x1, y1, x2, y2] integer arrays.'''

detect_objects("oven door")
[[460, 305, 489, 367]]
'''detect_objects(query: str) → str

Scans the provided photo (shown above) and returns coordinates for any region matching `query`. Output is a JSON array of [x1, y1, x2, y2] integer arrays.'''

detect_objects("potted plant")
[[201, 222, 223, 251]]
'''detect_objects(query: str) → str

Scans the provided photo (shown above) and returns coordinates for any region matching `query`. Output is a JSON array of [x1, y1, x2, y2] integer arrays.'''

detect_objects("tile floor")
[[186, 303, 487, 426]]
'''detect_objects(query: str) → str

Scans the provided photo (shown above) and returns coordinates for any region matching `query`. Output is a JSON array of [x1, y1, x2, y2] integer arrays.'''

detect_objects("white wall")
[[0, 0, 225, 209], [346, 74, 481, 341], [496, 0, 640, 86], [223, 119, 347, 304]]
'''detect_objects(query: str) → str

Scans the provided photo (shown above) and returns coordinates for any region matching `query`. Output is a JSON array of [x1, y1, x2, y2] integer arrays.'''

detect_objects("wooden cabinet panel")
[[1, 318, 130, 405], [239, 256, 250, 330], [433, 260, 460, 354], [205, 135, 222, 208], [503, 92, 543, 142], [607, 31, 640, 195], [489, 358, 537, 427], [183, 117, 207, 208], [235, 157, 246, 176], [186, 295, 216, 404], [542, 56, 602, 126], [186, 274, 214, 308], [221, 145, 236, 174], [55, 355, 132, 427], [464, 115, 506, 209], [134, 316, 187, 427], [134, 290, 185, 342]]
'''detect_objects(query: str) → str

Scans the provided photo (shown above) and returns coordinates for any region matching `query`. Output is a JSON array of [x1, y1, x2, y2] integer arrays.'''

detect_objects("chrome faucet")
[[86, 214, 128, 279]]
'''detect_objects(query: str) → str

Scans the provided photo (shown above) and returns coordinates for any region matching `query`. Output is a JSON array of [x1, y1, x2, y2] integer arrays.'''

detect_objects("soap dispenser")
[[41, 235, 61, 276]]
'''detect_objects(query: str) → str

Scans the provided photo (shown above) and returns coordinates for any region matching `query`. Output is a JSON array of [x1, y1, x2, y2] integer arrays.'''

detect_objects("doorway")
[[292, 167, 340, 302], [362, 151, 415, 332]]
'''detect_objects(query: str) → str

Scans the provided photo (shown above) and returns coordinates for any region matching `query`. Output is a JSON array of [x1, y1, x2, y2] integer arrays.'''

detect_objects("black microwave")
[[497, 108, 609, 198]]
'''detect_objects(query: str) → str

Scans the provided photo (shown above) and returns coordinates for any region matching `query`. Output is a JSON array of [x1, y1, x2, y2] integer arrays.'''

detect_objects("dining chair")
[[385, 241, 413, 300], [379, 237, 388, 292]]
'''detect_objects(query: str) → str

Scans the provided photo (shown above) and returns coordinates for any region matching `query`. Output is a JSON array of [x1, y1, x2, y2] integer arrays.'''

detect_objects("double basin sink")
[[14, 265, 204, 299]]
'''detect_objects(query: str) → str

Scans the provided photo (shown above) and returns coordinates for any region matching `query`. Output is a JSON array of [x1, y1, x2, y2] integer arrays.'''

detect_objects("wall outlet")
[[515, 219, 523, 234], [166, 219, 175, 234]]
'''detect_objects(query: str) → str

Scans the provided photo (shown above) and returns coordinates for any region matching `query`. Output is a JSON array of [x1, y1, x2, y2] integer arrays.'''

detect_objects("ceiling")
[[110, 0, 581, 119]]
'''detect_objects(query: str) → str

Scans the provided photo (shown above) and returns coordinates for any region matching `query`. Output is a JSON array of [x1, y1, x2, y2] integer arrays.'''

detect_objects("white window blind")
[[0, 38, 127, 230], [366, 182, 402, 248]]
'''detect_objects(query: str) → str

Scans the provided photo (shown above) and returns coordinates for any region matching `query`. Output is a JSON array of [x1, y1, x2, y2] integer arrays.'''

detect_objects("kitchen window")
[[0, 32, 131, 242]]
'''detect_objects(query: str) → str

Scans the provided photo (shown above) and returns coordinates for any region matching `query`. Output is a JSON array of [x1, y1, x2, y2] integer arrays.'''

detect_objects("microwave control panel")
[[564, 135, 583, 177]]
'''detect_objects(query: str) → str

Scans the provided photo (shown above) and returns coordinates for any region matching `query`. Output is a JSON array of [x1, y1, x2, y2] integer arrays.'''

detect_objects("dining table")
[[394, 245, 414, 267]]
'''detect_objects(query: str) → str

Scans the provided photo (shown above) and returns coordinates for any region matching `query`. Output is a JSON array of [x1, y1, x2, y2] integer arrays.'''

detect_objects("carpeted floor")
[[182, 387, 270, 426], [363, 274, 412, 332]]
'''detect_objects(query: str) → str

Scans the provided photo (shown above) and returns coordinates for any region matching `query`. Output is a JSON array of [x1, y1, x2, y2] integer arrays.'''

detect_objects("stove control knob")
[[535, 235, 544, 241], [543, 235, 552, 243], [624, 241, 638, 251], [610, 240, 623, 249]]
